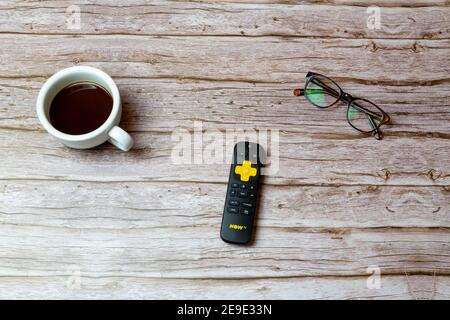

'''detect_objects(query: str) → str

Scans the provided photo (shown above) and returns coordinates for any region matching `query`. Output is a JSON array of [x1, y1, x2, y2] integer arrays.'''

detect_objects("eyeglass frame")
[[293, 71, 391, 140]]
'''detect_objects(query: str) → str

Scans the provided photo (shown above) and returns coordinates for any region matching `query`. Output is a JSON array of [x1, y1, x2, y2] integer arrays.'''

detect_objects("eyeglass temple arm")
[[310, 78, 340, 98], [367, 115, 382, 140], [350, 102, 385, 121], [293, 78, 340, 98]]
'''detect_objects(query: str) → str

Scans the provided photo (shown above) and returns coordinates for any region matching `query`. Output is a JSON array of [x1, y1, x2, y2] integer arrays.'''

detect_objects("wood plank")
[[2, 0, 448, 9], [2, 79, 450, 134], [1, 181, 448, 229], [1, 1, 448, 39], [0, 275, 448, 299], [1, 78, 449, 185], [223, 0, 450, 6], [0, 222, 448, 278], [198, 0, 450, 7], [0, 35, 449, 83], [1, 129, 449, 185]]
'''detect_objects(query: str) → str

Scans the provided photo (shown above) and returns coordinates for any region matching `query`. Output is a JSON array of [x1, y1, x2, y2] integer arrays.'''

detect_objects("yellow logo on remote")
[[234, 160, 257, 182], [229, 224, 247, 231]]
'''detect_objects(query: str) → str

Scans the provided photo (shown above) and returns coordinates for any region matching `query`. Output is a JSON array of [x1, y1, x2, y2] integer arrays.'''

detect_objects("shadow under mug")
[[36, 66, 133, 151]]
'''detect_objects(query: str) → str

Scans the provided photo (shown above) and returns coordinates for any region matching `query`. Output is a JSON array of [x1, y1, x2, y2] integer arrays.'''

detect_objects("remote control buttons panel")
[[227, 178, 256, 216]]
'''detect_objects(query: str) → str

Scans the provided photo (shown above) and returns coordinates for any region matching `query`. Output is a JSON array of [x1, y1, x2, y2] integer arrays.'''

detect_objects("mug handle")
[[108, 126, 134, 151]]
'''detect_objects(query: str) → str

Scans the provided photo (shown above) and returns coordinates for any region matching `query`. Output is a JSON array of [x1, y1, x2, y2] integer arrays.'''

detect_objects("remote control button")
[[229, 200, 240, 206], [242, 202, 253, 208], [249, 192, 256, 199], [231, 183, 239, 188], [230, 189, 237, 197], [235, 160, 257, 182], [240, 184, 246, 189], [238, 190, 247, 198], [227, 207, 239, 214], [241, 208, 253, 215], [249, 185, 256, 191]]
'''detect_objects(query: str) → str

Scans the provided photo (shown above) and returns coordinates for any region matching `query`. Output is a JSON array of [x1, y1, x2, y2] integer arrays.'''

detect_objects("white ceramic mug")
[[36, 66, 133, 151]]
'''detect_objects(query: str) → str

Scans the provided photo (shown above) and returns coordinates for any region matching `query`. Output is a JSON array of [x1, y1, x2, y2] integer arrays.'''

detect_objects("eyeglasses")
[[293, 72, 390, 140]]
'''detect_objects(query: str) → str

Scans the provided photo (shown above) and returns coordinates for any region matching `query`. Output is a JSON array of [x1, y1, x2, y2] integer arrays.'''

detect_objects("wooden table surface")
[[0, 0, 449, 299]]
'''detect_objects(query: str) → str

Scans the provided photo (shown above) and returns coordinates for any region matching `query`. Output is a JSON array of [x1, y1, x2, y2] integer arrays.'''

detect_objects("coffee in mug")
[[50, 82, 113, 135]]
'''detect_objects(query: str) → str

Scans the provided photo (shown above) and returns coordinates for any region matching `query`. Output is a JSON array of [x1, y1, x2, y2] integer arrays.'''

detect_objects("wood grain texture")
[[1, 35, 450, 82], [1, 1, 449, 39], [0, 219, 448, 277], [2, 0, 449, 8], [189, 0, 450, 6], [0, 275, 448, 300], [0, 0, 449, 299], [213, 0, 450, 6], [1, 181, 448, 228]]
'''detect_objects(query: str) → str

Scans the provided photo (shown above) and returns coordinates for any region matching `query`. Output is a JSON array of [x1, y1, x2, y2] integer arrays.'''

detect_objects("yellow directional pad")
[[235, 160, 257, 182]]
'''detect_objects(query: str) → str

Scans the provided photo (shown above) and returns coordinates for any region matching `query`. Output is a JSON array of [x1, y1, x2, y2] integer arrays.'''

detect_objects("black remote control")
[[220, 141, 265, 244]]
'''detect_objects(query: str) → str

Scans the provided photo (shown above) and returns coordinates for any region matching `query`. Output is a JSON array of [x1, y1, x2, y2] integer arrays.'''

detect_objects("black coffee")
[[49, 82, 113, 135]]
